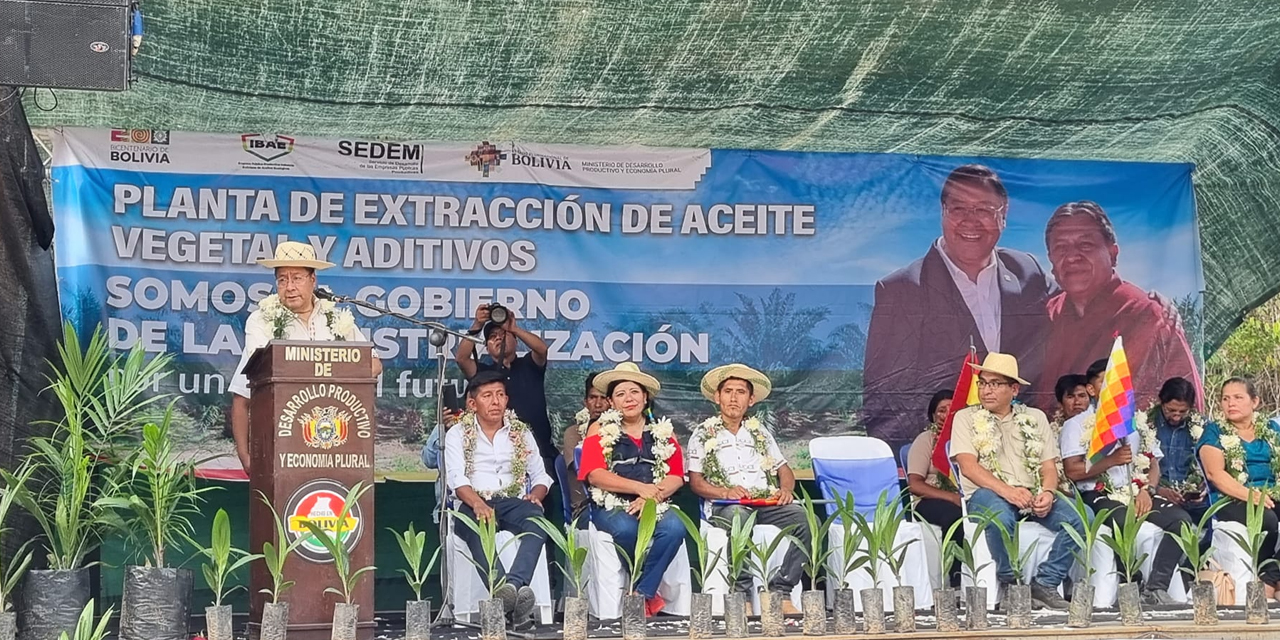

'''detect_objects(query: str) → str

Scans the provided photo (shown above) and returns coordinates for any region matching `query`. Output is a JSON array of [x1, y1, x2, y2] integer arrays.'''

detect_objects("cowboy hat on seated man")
[[948, 352, 1082, 611], [687, 363, 808, 615], [228, 240, 381, 474]]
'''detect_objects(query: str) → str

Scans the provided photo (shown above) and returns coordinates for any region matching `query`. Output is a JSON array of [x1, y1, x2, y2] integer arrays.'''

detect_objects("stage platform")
[[200, 604, 1280, 640]]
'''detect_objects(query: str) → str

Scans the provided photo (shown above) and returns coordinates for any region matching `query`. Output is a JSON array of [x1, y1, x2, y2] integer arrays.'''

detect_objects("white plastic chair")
[[447, 528, 554, 624], [583, 521, 692, 619], [700, 504, 803, 615], [811, 436, 934, 612]]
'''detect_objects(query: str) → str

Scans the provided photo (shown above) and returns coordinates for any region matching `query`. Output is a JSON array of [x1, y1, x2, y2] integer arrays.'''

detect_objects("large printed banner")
[[52, 128, 1203, 478]]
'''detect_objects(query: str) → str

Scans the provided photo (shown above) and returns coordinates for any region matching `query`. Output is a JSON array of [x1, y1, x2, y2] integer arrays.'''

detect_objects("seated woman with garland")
[[1198, 376, 1280, 600], [577, 362, 687, 617], [906, 389, 963, 587]]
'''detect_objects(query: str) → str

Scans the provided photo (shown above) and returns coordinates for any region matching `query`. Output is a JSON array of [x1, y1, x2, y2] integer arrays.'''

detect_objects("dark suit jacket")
[[862, 244, 1053, 447]]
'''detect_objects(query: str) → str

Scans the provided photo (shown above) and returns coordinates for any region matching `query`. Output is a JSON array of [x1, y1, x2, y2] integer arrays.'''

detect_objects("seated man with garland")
[[949, 353, 1083, 611], [444, 369, 553, 628], [1060, 389, 1193, 605], [686, 364, 810, 615], [1151, 377, 1209, 523]]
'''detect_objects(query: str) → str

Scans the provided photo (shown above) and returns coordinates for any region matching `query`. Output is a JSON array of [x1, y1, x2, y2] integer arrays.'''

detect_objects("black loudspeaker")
[[0, 0, 132, 91]]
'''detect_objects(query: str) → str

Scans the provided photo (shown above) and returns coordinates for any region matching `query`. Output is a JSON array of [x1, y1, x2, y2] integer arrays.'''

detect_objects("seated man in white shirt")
[[1059, 403, 1192, 605], [445, 369, 552, 627], [228, 240, 380, 473], [686, 364, 809, 614]]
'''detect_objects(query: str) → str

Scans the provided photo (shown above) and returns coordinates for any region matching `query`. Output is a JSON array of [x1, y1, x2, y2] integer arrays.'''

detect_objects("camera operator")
[[456, 304, 555, 474]]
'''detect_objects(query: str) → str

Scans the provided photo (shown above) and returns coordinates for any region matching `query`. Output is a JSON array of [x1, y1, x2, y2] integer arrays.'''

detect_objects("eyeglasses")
[[945, 204, 1005, 222], [276, 274, 312, 287], [976, 379, 1012, 389]]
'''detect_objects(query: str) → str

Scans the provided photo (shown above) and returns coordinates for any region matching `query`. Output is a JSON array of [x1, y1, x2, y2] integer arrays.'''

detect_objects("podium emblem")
[[302, 406, 351, 449], [284, 478, 365, 563]]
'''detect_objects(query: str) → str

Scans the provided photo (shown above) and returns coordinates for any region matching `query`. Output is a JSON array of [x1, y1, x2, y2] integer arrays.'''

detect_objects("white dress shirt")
[[686, 420, 787, 493], [444, 417, 554, 496], [1060, 407, 1163, 493], [936, 238, 1002, 352], [228, 298, 368, 398]]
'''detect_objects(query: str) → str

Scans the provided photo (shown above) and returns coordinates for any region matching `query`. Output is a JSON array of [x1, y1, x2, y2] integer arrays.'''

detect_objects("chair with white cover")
[[446, 505, 555, 625], [1196, 457, 1260, 606], [811, 435, 933, 612], [898, 441, 947, 590], [582, 520, 692, 619], [1080, 521, 1189, 606], [699, 500, 803, 615]]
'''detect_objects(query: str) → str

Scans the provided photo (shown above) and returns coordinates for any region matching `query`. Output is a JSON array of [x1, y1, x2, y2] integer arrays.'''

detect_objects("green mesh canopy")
[[23, 0, 1280, 352]]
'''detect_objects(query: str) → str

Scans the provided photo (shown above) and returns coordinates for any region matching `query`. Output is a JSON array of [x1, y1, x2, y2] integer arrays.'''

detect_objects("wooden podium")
[[244, 340, 377, 640]]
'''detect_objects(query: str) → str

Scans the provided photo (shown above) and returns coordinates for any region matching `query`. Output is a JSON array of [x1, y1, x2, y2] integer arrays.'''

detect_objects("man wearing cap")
[[949, 352, 1082, 611], [445, 369, 552, 628], [687, 364, 808, 614], [456, 306, 555, 473], [229, 240, 380, 474], [561, 371, 609, 527]]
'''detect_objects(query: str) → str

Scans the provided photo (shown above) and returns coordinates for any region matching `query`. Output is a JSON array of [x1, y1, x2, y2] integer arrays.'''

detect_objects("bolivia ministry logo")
[[465, 141, 506, 176], [284, 479, 364, 563], [302, 406, 350, 450], [241, 133, 295, 162]]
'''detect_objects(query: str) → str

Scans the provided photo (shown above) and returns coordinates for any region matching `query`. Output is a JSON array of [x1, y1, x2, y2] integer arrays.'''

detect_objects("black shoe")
[[495, 583, 518, 613], [1030, 583, 1069, 611], [513, 585, 537, 627]]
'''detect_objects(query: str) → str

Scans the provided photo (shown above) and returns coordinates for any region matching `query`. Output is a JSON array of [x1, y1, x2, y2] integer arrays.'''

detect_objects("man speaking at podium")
[[228, 240, 382, 473]]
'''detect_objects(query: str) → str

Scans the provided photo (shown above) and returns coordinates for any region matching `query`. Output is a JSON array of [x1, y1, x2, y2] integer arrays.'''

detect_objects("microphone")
[[315, 286, 348, 303]]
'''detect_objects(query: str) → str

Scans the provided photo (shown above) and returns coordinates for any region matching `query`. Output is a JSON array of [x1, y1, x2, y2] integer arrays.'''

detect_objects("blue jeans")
[[590, 504, 686, 599], [967, 487, 1083, 588]]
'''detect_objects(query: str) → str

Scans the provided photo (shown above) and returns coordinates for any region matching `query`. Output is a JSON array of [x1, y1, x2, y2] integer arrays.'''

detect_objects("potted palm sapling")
[[830, 494, 868, 635], [746, 524, 795, 637], [851, 505, 885, 634], [104, 407, 216, 640], [531, 518, 589, 640], [257, 491, 306, 640], [950, 511, 994, 630], [718, 510, 757, 639], [672, 510, 724, 640], [452, 507, 532, 640], [1061, 492, 1113, 628], [390, 523, 441, 640], [198, 509, 261, 640], [56, 601, 114, 640], [1223, 490, 1275, 624], [1169, 499, 1227, 624], [792, 489, 835, 636], [16, 325, 166, 640], [875, 495, 916, 633], [0, 467, 35, 640], [613, 500, 661, 640], [1101, 505, 1150, 626], [931, 513, 983, 632], [989, 519, 1038, 628], [302, 482, 375, 640]]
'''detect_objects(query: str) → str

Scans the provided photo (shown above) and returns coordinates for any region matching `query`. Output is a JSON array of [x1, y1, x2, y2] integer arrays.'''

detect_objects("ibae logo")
[[241, 133, 295, 162], [107, 129, 171, 164], [301, 405, 351, 450], [284, 478, 364, 563], [338, 139, 424, 175], [465, 141, 506, 177]]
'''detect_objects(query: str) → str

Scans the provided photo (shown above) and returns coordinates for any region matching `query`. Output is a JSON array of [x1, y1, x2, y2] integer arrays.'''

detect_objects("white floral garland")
[[590, 409, 677, 514], [1216, 413, 1280, 489], [458, 409, 532, 500], [1078, 408, 1157, 504], [971, 404, 1044, 494], [573, 407, 591, 428], [258, 293, 357, 340], [694, 416, 778, 498]]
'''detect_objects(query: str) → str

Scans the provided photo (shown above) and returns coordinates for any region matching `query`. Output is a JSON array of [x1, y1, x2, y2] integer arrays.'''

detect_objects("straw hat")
[[700, 363, 772, 402], [256, 241, 334, 270], [970, 352, 1030, 385], [593, 362, 661, 397]]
